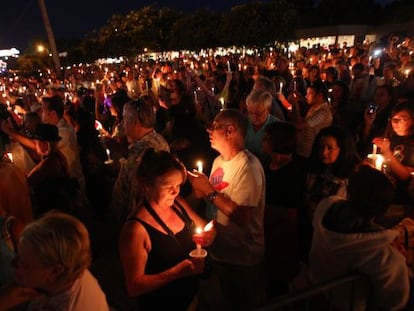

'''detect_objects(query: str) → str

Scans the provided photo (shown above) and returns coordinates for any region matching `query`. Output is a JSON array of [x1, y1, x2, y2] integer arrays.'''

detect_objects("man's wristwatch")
[[206, 190, 218, 202]]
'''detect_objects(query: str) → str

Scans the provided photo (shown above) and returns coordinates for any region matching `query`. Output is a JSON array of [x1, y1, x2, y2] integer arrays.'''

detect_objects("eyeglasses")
[[390, 117, 411, 124], [208, 122, 234, 131]]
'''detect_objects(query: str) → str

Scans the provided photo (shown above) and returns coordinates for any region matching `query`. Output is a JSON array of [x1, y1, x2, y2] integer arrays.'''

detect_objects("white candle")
[[193, 90, 198, 103], [196, 160, 203, 173], [106, 148, 112, 161], [219, 97, 225, 110], [227, 60, 231, 72], [195, 227, 203, 249], [6, 152, 13, 163], [204, 220, 214, 231], [373, 144, 377, 155], [279, 82, 283, 94]]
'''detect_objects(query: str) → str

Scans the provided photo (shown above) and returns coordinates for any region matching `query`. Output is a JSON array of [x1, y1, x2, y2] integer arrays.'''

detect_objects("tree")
[[221, 0, 297, 46], [91, 5, 181, 57], [169, 10, 222, 50]]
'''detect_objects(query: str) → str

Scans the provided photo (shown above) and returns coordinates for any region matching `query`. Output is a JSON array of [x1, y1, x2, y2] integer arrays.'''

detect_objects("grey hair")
[[246, 89, 273, 110], [123, 99, 155, 128]]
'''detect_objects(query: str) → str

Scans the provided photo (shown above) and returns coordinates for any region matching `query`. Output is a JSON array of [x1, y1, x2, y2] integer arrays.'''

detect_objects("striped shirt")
[[297, 102, 332, 158]]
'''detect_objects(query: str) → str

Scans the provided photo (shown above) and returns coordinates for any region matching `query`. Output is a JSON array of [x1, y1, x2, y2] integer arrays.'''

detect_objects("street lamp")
[[37, 44, 46, 53]]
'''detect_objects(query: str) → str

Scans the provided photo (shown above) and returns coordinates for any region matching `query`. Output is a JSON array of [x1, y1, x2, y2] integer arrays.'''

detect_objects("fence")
[[258, 272, 375, 311]]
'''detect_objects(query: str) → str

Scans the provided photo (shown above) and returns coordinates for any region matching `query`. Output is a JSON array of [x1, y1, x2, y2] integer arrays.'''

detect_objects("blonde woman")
[[9, 212, 109, 310]]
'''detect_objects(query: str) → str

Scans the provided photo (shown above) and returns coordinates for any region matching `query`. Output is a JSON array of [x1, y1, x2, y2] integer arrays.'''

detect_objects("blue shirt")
[[245, 114, 279, 160]]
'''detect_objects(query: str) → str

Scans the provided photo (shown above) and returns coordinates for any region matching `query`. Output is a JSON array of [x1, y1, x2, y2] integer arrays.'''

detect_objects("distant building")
[[294, 20, 414, 48]]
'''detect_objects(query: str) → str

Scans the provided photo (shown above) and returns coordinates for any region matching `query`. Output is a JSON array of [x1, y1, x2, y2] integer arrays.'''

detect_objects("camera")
[[367, 103, 378, 115]]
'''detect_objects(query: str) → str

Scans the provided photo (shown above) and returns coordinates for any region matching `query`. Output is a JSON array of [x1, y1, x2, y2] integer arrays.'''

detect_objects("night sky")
[[1, 0, 396, 52]]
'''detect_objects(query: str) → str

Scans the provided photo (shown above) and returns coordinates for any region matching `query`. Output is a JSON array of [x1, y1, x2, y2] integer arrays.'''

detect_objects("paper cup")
[[189, 248, 208, 258], [367, 154, 384, 171]]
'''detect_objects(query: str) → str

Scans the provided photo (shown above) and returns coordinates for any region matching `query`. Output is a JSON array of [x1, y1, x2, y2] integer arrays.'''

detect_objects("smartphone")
[[367, 103, 378, 115]]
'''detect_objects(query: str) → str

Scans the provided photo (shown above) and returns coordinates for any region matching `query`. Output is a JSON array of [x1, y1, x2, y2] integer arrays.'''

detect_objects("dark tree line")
[[18, 0, 414, 67]]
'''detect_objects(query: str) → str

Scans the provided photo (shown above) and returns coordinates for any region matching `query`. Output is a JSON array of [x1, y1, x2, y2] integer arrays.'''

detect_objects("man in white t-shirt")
[[189, 109, 266, 310]]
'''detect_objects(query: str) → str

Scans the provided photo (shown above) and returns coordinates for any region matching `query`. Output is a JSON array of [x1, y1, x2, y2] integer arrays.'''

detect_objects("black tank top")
[[127, 200, 199, 311]]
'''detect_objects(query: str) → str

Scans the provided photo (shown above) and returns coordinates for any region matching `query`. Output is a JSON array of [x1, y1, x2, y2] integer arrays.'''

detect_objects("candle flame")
[[195, 227, 203, 234], [204, 220, 214, 232]]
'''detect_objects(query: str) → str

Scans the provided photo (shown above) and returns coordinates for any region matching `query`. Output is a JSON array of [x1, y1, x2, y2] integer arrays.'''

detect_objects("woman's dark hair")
[[264, 121, 297, 154], [332, 80, 349, 103], [348, 165, 394, 217], [136, 149, 186, 187], [376, 84, 396, 104], [308, 126, 361, 178]]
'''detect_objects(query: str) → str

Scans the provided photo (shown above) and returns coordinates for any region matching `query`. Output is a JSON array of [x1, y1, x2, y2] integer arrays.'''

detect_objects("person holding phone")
[[356, 85, 396, 157]]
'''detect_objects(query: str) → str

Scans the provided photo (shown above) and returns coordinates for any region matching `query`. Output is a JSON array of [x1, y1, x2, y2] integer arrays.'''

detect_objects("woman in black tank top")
[[119, 149, 215, 311]]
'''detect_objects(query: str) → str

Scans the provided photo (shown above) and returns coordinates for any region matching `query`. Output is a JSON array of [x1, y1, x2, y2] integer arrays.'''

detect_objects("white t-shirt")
[[310, 196, 409, 311], [208, 150, 265, 266], [26, 270, 109, 311]]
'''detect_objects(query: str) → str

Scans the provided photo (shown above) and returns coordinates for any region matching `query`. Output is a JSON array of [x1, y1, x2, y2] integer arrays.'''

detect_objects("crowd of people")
[[1, 37, 414, 310]]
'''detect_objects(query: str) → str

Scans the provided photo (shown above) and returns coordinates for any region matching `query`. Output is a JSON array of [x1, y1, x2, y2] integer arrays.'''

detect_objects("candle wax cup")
[[189, 248, 207, 258], [367, 154, 384, 171]]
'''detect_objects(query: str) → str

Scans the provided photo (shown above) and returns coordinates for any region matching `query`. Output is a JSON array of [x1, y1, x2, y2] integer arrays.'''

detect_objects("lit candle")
[[219, 97, 225, 110], [6, 152, 13, 163], [373, 144, 377, 155], [204, 220, 214, 231], [105, 148, 113, 165], [196, 160, 203, 173], [278, 82, 283, 94], [227, 60, 231, 72], [193, 90, 198, 103], [195, 227, 203, 250], [405, 69, 411, 78], [106, 149, 112, 160]]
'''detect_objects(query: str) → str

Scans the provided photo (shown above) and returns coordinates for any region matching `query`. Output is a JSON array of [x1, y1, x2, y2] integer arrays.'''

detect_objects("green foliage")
[[78, 1, 297, 58], [169, 10, 222, 50]]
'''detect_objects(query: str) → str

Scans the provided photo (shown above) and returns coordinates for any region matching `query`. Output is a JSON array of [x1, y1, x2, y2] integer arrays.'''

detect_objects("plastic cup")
[[189, 248, 208, 258]]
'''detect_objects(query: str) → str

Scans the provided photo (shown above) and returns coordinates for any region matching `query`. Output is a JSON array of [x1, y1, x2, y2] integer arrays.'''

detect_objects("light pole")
[[37, 0, 61, 78]]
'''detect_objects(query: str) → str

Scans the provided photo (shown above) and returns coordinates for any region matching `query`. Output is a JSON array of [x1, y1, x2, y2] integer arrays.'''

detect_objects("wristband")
[[206, 190, 218, 202]]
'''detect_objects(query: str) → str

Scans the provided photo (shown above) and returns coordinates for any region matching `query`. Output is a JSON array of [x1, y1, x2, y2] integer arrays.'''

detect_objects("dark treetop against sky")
[[1, 0, 395, 51]]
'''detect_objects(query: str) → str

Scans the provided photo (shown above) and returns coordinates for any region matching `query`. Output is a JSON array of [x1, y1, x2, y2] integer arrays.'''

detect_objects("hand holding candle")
[[192, 220, 215, 252]]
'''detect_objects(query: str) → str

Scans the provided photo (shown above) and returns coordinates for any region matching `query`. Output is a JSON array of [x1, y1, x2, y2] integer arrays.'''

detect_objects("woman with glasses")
[[373, 101, 414, 211]]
